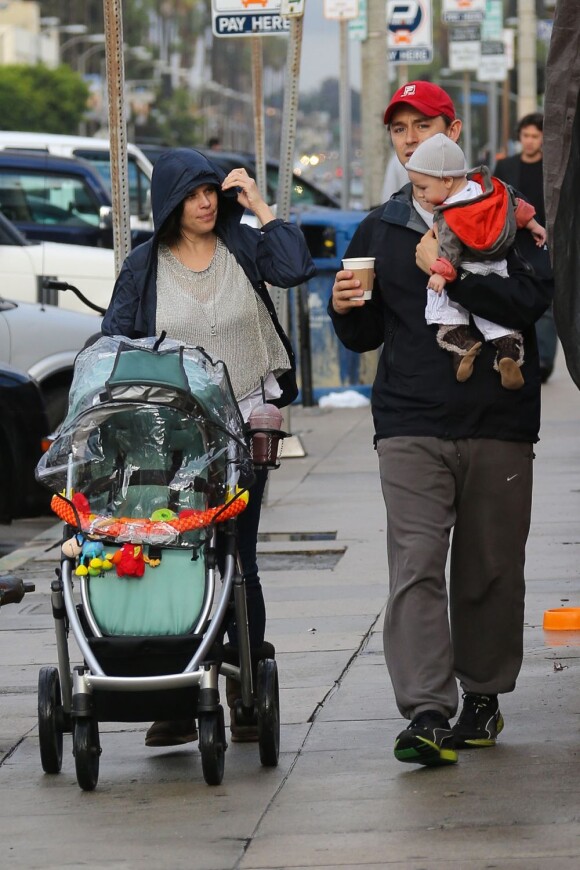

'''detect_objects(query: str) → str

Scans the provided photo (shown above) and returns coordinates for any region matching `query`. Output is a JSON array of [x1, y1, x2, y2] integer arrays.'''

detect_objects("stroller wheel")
[[38, 666, 64, 774], [198, 708, 226, 786], [257, 658, 280, 767], [73, 718, 101, 791]]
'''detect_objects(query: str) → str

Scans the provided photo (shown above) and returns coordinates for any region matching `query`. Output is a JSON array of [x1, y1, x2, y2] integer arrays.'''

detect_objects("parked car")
[[0, 131, 153, 236], [0, 294, 101, 430], [197, 149, 341, 210], [137, 143, 341, 211], [0, 210, 114, 314], [0, 150, 115, 248], [0, 362, 51, 522]]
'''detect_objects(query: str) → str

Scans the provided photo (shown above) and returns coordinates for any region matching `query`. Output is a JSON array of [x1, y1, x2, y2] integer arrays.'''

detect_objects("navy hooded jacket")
[[102, 148, 316, 406]]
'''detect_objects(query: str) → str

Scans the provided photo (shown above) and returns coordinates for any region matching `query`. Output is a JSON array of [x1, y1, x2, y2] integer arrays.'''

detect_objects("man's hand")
[[331, 269, 366, 314], [415, 227, 439, 276]]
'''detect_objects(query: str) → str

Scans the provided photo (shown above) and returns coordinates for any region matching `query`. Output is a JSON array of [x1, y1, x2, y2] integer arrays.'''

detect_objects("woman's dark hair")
[[157, 200, 185, 246]]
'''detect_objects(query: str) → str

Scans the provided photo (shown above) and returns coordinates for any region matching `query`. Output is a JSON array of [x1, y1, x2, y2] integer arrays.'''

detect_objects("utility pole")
[[360, 0, 389, 211], [517, 0, 537, 117]]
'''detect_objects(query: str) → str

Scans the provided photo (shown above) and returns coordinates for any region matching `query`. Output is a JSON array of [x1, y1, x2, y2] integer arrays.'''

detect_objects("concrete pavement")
[[2, 353, 580, 869]]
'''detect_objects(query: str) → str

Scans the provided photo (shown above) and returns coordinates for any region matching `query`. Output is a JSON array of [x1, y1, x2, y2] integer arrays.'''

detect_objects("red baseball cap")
[[384, 81, 456, 126]]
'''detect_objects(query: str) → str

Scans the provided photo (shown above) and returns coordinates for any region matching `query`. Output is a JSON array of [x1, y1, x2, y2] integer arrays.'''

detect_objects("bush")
[[0, 65, 89, 133]]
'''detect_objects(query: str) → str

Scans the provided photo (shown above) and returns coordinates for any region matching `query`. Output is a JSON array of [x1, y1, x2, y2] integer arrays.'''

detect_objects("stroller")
[[35, 335, 281, 790]]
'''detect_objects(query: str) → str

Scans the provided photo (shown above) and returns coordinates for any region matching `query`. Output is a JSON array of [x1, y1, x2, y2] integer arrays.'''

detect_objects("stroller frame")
[[36, 338, 280, 790]]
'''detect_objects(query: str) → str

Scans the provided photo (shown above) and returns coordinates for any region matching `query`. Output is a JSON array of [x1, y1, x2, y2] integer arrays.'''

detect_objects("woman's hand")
[[331, 269, 366, 314], [221, 168, 275, 226], [415, 227, 439, 276]]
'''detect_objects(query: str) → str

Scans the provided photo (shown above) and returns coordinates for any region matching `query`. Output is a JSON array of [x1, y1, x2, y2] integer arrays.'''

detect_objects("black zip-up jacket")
[[328, 184, 552, 443], [102, 148, 316, 406]]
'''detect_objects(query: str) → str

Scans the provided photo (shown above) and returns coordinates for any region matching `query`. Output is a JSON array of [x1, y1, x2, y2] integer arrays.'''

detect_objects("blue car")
[[0, 151, 153, 249]]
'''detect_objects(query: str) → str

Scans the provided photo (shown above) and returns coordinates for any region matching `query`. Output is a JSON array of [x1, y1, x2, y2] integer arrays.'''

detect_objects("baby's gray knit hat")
[[405, 133, 468, 178]]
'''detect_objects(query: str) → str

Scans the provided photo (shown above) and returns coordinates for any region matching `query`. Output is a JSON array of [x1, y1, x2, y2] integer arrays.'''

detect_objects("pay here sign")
[[212, 0, 291, 37]]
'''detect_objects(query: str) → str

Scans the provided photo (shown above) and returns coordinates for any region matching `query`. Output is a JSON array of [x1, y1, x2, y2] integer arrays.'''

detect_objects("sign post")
[[103, 0, 131, 276], [323, 0, 358, 209]]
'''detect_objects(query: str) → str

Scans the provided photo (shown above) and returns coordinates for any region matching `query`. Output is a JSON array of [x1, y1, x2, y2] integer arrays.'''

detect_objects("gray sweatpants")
[[377, 437, 534, 721]]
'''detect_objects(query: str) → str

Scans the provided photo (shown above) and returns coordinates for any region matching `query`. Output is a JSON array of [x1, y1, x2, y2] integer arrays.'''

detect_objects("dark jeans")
[[222, 467, 269, 650]]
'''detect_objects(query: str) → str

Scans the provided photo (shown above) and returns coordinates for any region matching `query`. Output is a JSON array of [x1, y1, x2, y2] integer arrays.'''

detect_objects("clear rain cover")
[[36, 336, 253, 546]]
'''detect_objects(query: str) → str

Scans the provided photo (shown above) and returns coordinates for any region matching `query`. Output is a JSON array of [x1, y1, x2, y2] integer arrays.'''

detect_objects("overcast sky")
[[298, 2, 362, 94]]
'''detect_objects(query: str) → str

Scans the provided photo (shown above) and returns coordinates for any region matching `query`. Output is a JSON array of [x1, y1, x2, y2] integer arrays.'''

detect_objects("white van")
[[0, 132, 153, 233]]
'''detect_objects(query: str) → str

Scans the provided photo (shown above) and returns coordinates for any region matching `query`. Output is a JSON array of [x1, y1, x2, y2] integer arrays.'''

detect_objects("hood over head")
[[150, 148, 243, 237]]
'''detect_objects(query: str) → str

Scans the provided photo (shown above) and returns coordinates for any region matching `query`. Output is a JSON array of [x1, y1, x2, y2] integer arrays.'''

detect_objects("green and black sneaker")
[[394, 710, 458, 766], [452, 693, 504, 748]]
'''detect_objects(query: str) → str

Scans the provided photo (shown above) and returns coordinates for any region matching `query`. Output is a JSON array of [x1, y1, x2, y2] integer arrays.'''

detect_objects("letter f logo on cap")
[[403, 85, 416, 97]]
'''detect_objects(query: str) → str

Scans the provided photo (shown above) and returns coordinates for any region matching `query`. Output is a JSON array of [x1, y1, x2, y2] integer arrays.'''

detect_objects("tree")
[[0, 66, 89, 133], [134, 85, 202, 145]]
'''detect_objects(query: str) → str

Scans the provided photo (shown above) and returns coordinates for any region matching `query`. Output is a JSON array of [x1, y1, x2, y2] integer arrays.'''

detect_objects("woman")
[[102, 148, 316, 745]]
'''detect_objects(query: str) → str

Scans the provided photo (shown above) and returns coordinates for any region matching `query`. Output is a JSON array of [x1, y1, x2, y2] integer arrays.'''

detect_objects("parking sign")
[[387, 0, 433, 65], [212, 0, 291, 37]]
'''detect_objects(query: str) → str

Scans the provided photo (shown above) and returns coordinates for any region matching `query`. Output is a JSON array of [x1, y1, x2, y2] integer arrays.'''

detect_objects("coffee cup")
[[342, 256, 376, 301]]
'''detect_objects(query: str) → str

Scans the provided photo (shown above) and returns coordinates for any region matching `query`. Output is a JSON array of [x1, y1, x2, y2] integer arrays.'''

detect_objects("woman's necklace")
[[175, 238, 219, 337]]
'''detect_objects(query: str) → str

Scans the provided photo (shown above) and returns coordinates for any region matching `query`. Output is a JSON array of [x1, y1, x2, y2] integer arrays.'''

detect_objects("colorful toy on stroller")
[[36, 335, 280, 790]]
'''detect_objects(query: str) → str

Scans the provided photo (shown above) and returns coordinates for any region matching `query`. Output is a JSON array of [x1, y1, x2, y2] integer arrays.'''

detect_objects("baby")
[[406, 134, 546, 389]]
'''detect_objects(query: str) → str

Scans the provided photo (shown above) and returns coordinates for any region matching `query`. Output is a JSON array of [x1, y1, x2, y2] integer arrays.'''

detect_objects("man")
[[328, 82, 551, 767], [494, 114, 557, 383]]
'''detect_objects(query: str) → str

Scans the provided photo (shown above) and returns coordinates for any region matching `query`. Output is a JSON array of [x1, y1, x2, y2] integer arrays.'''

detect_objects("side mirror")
[[99, 205, 113, 230]]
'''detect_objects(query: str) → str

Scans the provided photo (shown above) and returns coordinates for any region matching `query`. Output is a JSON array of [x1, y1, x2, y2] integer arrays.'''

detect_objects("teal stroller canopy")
[[37, 336, 253, 546]]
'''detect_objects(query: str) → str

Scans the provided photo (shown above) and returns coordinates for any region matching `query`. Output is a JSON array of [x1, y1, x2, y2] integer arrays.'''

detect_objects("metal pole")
[[360, 0, 390, 211], [277, 15, 303, 221], [501, 75, 510, 157], [487, 80, 498, 166], [339, 19, 351, 209], [397, 62, 408, 89], [517, 0, 537, 117], [251, 37, 266, 197], [298, 283, 314, 407], [462, 71, 472, 168], [276, 12, 307, 455], [103, 0, 131, 275]]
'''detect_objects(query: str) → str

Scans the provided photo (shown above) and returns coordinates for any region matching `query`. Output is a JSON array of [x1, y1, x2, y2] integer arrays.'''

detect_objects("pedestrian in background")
[[494, 114, 557, 383], [328, 81, 551, 767]]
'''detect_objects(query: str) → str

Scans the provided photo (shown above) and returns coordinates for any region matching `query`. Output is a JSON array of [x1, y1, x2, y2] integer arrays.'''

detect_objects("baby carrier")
[[35, 335, 280, 790]]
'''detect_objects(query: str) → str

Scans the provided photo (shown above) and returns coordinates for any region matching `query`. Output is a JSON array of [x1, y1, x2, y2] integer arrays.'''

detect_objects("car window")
[[0, 170, 102, 227], [73, 150, 150, 217], [265, 166, 335, 208]]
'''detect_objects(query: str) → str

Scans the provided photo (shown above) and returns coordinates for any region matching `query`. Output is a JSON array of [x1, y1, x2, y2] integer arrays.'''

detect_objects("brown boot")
[[493, 333, 524, 390], [436, 325, 482, 382], [145, 719, 198, 747], [223, 642, 275, 743]]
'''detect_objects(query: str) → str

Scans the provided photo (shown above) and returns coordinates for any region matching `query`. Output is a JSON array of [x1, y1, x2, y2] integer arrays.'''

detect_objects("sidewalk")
[[1, 355, 580, 869]]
